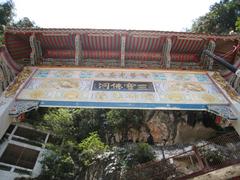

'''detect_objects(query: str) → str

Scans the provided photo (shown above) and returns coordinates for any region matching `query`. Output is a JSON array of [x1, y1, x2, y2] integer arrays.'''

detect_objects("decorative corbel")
[[121, 35, 126, 67], [75, 34, 82, 65], [207, 105, 237, 120], [30, 34, 42, 65], [162, 37, 172, 68], [30, 34, 37, 65], [200, 40, 216, 70], [9, 100, 39, 118]]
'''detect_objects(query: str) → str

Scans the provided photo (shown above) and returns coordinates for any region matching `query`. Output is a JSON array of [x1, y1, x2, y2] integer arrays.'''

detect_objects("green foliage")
[[133, 143, 155, 164], [112, 146, 136, 169], [42, 108, 74, 139], [0, 0, 14, 47], [191, 0, 240, 34], [39, 132, 108, 179], [78, 132, 108, 166], [106, 109, 145, 142], [200, 148, 227, 166], [40, 148, 75, 180], [0, 33, 3, 46], [25, 108, 48, 126], [0, 0, 36, 35], [0, 0, 36, 45], [72, 109, 106, 140], [113, 143, 155, 169], [0, 0, 14, 32], [26, 108, 153, 178], [13, 17, 36, 28], [30, 108, 146, 143], [236, 17, 240, 32], [27, 108, 106, 142]]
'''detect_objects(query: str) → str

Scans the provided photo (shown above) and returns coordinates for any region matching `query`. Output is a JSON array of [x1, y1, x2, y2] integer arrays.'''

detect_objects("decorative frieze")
[[211, 72, 240, 102], [4, 67, 33, 97]]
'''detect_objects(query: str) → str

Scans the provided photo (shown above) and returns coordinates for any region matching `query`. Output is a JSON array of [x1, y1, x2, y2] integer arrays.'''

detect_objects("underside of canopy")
[[4, 27, 240, 70]]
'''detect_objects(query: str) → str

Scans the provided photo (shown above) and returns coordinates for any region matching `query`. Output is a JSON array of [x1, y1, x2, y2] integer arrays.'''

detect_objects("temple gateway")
[[0, 27, 240, 179]]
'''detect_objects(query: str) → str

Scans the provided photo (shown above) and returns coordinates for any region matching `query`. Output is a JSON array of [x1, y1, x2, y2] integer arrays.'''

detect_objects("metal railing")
[[124, 131, 240, 180]]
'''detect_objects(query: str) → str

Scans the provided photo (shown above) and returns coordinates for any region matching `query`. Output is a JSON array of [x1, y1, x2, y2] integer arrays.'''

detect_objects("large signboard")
[[16, 68, 229, 109]]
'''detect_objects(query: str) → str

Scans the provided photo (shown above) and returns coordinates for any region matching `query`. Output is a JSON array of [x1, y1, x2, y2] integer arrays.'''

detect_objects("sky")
[[4, 0, 220, 31]]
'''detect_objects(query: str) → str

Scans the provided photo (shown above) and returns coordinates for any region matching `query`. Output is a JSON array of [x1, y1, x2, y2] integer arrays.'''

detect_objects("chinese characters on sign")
[[17, 68, 230, 107], [92, 81, 155, 92]]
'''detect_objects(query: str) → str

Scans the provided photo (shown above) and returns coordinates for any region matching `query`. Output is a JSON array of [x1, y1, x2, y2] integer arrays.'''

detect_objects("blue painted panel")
[[39, 101, 207, 110]]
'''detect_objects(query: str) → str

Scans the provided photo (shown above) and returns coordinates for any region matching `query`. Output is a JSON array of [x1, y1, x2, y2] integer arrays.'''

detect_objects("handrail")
[[125, 131, 240, 180]]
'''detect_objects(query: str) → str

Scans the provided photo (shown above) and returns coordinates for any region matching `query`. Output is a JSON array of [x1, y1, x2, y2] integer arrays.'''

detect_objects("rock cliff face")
[[83, 110, 234, 180], [109, 111, 217, 145]]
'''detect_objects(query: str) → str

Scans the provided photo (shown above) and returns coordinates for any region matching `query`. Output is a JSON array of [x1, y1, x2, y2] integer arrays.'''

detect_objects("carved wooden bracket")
[[200, 40, 216, 70], [75, 34, 82, 65], [29, 34, 42, 65], [162, 38, 172, 68], [121, 36, 126, 67]]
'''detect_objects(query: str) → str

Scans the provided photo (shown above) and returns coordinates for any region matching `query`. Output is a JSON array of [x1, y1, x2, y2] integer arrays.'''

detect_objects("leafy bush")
[[42, 108, 74, 139], [106, 110, 144, 130], [40, 150, 75, 180], [203, 149, 226, 166], [0, 33, 3, 46], [37, 108, 107, 142], [78, 132, 108, 166], [113, 143, 155, 169], [200, 147, 227, 166], [132, 143, 155, 164], [106, 110, 145, 142], [236, 17, 240, 32], [112, 146, 135, 169], [72, 109, 106, 141]]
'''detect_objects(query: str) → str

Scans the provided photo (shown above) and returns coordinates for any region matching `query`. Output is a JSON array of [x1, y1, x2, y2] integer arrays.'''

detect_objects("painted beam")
[[121, 36, 126, 67], [162, 37, 172, 68]]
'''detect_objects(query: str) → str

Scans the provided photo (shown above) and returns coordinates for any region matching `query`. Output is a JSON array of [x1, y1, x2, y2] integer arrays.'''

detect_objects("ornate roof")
[[4, 27, 240, 69]]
